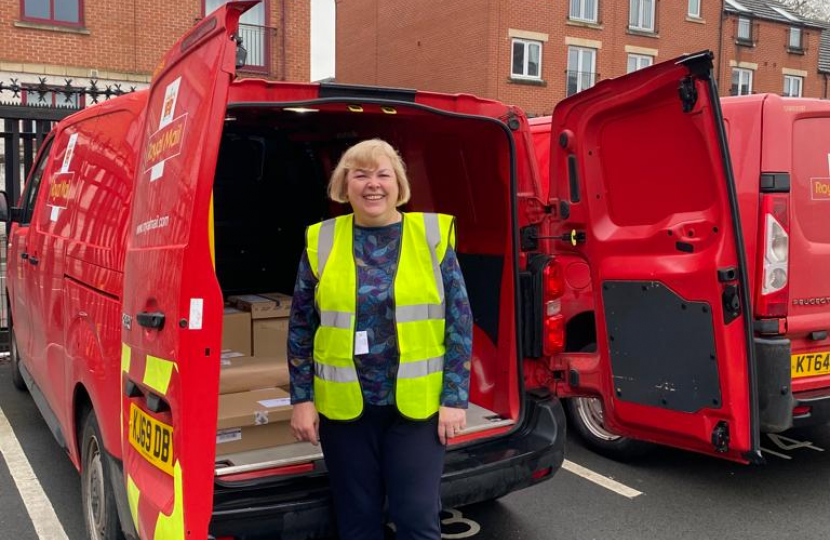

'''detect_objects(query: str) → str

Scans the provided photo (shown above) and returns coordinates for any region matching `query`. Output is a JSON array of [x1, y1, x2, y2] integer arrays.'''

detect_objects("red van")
[[530, 75, 830, 461], [4, 4, 565, 539]]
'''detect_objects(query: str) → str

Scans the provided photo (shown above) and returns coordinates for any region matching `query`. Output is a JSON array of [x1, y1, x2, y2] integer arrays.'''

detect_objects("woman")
[[287, 138, 473, 540]]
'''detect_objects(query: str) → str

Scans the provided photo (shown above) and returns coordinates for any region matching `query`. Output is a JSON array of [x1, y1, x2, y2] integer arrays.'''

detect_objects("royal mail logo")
[[48, 171, 75, 209], [812, 178, 830, 200], [144, 114, 187, 177]]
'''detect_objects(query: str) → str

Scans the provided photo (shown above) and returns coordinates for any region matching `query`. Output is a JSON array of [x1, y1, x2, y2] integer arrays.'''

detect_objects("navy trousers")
[[319, 405, 446, 540]]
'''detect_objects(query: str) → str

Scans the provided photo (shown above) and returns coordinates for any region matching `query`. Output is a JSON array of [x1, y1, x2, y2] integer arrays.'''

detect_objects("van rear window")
[[792, 117, 830, 244]]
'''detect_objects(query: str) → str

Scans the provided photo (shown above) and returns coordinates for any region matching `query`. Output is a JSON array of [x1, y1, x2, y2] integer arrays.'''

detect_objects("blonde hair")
[[328, 139, 411, 206]]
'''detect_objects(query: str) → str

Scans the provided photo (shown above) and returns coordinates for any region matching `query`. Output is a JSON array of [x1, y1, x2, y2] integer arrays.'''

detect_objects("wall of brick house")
[[262, 0, 311, 81], [0, 0, 310, 81], [335, 0, 493, 96], [720, 14, 823, 98], [497, 0, 724, 115], [0, 0, 198, 75]]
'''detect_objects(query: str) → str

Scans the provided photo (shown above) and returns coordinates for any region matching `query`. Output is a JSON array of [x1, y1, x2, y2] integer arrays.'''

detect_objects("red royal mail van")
[[529, 73, 830, 461], [4, 3, 566, 539]]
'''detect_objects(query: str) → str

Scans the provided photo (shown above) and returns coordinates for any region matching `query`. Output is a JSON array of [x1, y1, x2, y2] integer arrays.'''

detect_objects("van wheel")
[[81, 411, 124, 540], [10, 325, 27, 392], [565, 396, 651, 461]]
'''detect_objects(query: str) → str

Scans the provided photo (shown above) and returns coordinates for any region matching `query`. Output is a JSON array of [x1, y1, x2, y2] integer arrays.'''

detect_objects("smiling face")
[[346, 155, 401, 226]]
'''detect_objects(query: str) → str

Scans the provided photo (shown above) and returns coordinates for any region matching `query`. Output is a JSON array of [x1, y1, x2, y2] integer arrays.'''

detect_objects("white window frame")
[[737, 17, 752, 41], [789, 27, 802, 50], [732, 68, 753, 96], [629, 0, 656, 32], [783, 75, 803, 97], [511, 38, 543, 80], [570, 0, 598, 23], [567, 46, 597, 97], [688, 0, 701, 18], [627, 53, 654, 73]]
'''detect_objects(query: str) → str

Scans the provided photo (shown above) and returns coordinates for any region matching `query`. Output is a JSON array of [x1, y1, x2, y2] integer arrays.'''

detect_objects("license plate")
[[791, 351, 830, 379], [128, 403, 174, 476]]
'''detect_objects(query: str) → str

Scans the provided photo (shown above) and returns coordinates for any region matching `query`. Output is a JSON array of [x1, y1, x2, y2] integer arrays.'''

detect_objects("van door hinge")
[[711, 421, 730, 453], [678, 77, 698, 113]]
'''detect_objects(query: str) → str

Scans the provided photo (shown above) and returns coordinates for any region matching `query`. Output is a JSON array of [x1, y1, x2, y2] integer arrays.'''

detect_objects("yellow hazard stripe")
[[143, 355, 175, 396], [122, 343, 131, 372], [154, 461, 184, 540], [209, 192, 215, 269], [127, 475, 141, 534]]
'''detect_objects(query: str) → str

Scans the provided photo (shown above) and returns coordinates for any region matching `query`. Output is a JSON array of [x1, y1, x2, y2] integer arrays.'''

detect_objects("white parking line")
[[563, 459, 643, 499], [0, 404, 70, 540]]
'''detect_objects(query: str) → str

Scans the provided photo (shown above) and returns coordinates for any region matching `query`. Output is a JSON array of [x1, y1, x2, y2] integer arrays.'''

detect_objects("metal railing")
[[238, 23, 273, 72]]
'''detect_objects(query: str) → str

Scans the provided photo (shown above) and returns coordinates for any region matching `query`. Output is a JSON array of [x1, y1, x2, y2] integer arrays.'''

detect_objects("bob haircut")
[[328, 139, 411, 206]]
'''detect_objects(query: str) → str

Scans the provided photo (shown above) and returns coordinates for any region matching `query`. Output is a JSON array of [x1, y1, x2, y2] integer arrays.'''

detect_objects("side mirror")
[[0, 191, 9, 224]]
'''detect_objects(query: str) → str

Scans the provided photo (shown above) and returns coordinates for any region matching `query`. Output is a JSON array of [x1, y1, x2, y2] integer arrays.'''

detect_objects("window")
[[789, 27, 803, 50], [21, 138, 54, 225], [629, 0, 655, 32], [512, 39, 543, 80], [570, 0, 598, 23], [731, 68, 753, 96], [627, 54, 653, 73], [567, 46, 597, 96], [783, 75, 803, 97], [737, 17, 752, 42], [688, 0, 701, 18], [206, 0, 268, 71], [22, 0, 81, 26]]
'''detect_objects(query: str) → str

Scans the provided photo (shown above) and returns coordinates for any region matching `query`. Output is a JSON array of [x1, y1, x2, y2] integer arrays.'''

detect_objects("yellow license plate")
[[791, 351, 830, 379], [128, 403, 174, 476]]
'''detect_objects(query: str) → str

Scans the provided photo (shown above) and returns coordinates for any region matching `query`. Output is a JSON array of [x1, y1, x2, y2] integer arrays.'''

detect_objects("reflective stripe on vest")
[[305, 212, 455, 420]]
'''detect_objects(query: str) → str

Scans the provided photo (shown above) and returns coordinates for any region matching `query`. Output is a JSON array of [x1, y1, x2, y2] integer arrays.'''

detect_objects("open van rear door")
[[551, 52, 761, 462], [121, 3, 253, 538]]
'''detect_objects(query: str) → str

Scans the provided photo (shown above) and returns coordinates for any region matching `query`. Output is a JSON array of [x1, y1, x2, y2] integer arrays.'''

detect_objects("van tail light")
[[756, 193, 790, 318], [543, 260, 565, 355]]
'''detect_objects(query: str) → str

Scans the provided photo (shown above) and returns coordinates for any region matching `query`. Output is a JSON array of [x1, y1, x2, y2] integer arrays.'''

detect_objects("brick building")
[[335, 0, 828, 116], [0, 0, 310, 108]]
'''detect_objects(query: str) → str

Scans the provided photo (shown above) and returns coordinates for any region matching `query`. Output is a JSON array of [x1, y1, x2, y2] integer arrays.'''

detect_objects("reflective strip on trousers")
[[320, 310, 353, 330], [396, 303, 445, 323], [397, 356, 444, 379], [315, 361, 359, 383], [423, 213, 445, 302]]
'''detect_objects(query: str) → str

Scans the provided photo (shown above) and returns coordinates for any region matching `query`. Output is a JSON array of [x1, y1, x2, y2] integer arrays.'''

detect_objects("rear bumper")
[[792, 389, 830, 429], [209, 394, 566, 540]]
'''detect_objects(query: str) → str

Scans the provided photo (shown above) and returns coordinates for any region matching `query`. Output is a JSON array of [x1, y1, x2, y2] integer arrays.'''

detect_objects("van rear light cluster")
[[543, 261, 565, 355], [757, 193, 790, 318]]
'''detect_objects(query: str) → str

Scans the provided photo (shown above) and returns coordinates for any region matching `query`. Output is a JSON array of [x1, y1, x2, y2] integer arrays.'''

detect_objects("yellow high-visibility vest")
[[305, 212, 456, 420]]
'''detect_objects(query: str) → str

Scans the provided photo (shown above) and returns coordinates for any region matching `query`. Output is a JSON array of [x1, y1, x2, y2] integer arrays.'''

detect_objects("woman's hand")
[[438, 406, 467, 445], [290, 401, 320, 445]]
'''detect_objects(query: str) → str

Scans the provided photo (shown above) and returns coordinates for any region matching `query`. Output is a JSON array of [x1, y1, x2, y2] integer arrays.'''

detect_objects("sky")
[[311, 0, 335, 81]]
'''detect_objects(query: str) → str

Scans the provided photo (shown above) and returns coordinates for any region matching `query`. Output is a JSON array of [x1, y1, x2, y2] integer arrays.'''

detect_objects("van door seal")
[[693, 56, 762, 463]]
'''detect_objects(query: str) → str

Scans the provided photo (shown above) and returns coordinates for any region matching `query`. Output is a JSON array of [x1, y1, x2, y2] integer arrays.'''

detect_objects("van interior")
[[211, 102, 522, 476]]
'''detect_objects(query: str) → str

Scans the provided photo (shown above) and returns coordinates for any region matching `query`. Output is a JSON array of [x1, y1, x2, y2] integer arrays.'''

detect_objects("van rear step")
[[214, 403, 514, 476]]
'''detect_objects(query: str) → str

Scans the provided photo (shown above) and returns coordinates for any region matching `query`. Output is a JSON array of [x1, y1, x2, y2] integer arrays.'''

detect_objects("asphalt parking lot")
[[2, 357, 830, 540]]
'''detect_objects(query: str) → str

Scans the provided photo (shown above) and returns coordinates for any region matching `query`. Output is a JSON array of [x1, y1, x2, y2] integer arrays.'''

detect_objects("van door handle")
[[136, 311, 165, 330], [28, 256, 39, 266]]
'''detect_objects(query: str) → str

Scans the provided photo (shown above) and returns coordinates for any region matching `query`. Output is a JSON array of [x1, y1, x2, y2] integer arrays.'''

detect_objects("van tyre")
[[565, 396, 652, 461], [81, 411, 124, 540], [10, 325, 27, 392]]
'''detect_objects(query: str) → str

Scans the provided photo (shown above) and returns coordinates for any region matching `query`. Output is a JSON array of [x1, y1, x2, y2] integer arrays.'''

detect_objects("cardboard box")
[[253, 317, 289, 357], [228, 294, 281, 320], [219, 354, 290, 394], [258, 292, 293, 317], [222, 307, 252, 356], [216, 388, 294, 455]]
